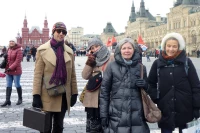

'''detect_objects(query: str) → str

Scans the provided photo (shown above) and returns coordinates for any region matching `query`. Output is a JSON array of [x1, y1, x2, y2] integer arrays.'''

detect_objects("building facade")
[[16, 16, 50, 49], [101, 0, 200, 55], [67, 27, 84, 47]]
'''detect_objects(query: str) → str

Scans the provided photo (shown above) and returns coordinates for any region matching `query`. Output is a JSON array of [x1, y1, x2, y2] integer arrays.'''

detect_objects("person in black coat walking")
[[100, 38, 150, 133], [30, 45, 37, 62], [147, 32, 200, 133]]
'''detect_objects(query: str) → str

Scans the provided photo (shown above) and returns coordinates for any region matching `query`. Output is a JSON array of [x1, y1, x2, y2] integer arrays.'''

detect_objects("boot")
[[1, 87, 12, 107], [16, 87, 22, 105]]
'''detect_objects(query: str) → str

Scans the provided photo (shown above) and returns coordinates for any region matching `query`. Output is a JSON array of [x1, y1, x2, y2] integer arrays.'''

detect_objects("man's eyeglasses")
[[56, 29, 67, 35]]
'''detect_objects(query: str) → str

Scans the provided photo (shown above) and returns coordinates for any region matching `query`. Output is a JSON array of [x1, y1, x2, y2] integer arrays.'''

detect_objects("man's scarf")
[[49, 38, 67, 85]]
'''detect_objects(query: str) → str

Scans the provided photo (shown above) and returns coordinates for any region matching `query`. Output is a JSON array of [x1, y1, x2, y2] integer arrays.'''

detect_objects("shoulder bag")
[[86, 71, 102, 92], [140, 64, 162, 123], [43, 77, 66, 97]]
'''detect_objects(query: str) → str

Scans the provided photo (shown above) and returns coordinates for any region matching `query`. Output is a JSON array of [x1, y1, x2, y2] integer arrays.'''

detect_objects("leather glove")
[[193, 108, 200, 119], [71, 94, 78, 107], [135, 79, 146, 88], [32, 94, 43, 108], [101, 117, 109, 127], [86, 54, 96, 67], [5, 68, 11, 73]]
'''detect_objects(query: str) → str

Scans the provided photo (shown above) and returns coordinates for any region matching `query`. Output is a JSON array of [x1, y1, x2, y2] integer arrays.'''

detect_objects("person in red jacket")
[[1, 38, 23, 107]]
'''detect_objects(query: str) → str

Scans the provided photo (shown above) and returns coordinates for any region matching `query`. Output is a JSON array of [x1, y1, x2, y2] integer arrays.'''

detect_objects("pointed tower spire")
[[44, 15, 48, 28], [129, 0, 136, 22], [23, 14, 28, 28], [17, 30, 20, 38], [42, 15, 50, 43], [139, 0, 146, 17]]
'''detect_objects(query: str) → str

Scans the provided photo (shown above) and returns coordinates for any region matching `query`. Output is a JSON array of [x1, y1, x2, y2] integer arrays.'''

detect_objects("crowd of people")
[[0, 21, 200, 133]]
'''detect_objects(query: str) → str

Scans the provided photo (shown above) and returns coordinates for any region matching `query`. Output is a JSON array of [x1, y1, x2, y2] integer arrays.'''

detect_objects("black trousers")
[[85, 107, 102, 133], [41, 94, 67, 133]]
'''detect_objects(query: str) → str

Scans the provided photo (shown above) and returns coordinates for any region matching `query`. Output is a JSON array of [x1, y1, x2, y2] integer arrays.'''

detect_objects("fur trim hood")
[[161, 32, 185, 50]]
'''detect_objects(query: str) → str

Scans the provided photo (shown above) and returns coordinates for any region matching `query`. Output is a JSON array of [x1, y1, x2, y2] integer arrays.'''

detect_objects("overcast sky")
[[0, 0, 174, 46]]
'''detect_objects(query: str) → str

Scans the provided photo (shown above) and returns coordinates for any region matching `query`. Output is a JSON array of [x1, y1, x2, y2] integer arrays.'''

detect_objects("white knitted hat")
[[9, 38, 17, 44], [161, 32, 185, 50]]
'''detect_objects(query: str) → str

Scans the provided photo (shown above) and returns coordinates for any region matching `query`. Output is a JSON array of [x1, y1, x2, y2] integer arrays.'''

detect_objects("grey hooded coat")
[[100, 45, 150, 133]]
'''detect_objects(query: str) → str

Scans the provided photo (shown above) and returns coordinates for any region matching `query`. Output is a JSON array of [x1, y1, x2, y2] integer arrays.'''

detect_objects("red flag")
[[137, 35, 144, 44], [111, 36, 117, 44], [106, 37, 112, 47]]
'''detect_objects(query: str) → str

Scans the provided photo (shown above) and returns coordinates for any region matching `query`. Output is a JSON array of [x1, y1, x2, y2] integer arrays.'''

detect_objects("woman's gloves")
[[5, 68, 11, 73], [135, 79, 146, 88], [32, 94, 43, 108], [86, 54, 96, 67], [71, 94, 78, 107]]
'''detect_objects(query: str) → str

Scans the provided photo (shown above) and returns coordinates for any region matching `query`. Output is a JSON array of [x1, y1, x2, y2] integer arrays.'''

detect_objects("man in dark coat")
[[30, 45, 37, 62]]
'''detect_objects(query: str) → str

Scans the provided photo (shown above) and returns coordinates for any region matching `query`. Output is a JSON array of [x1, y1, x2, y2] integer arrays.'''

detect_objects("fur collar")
[[37, 40, 73, 55]]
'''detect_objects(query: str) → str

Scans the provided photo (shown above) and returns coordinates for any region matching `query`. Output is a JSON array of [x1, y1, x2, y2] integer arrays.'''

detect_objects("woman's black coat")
[[148, 51, 200, 130], [100, 46, 150, 133]]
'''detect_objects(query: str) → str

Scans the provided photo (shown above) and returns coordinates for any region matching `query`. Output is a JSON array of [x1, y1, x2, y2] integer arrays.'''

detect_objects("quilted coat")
[[6, 44, 23, 75], [99, 47, 150, 133]]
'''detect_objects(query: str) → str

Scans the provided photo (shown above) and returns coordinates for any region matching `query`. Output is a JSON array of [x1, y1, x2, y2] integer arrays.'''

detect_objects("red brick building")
[[16, 15, 50, 49]]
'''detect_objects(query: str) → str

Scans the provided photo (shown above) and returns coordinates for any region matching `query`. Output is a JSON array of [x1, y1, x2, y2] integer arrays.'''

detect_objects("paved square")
[[0, 56, 199, 133]]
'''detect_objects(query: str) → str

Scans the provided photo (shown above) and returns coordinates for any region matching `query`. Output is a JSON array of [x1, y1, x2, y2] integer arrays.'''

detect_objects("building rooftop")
[[29, 26, 42, 34]]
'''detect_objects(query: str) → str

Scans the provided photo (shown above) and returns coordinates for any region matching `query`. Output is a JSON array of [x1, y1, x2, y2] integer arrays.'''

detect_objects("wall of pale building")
[[100, 33, 115, 45], [101, 4, 200, 56], [68, 27, 84, 47]]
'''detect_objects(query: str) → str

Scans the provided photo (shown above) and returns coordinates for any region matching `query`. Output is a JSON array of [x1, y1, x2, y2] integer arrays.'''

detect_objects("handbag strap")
[[140, 64, 143, 79], [140, 64, 150, 106]]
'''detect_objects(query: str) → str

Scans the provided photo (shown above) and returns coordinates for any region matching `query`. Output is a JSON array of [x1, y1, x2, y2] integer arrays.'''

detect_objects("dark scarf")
[[162, 50, 182, 65], [49, 38, 67, 85]]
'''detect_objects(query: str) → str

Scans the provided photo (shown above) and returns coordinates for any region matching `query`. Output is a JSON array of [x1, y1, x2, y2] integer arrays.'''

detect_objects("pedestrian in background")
[[0, 46, 7, 57], [32, 22, 78, 133], [100, 38, 150, 133], [148, 32, 200, 133], [1, 38, 23, 107], [30, 45, 37, 62], [146, 51, 151, 62], [134, 39, 143, 62], [112, 42, 117, 53], [82, 38, 114, 133], [64, 40, 76, 60], [197, 49, 200, 58], [26, 50, 32, 62]]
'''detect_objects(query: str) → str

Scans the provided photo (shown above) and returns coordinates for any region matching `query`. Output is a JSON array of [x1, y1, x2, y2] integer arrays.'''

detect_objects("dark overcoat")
[[148, 50, 200, 130]]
